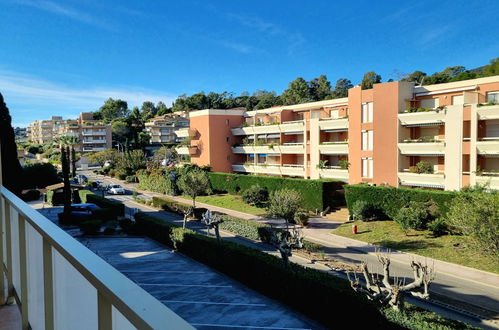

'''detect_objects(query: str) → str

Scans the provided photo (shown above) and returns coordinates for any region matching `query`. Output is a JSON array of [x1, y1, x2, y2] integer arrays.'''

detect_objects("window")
[[452, 94, 464, 105], [361, 102, 373, 123], [420, 98, 439, 108], [362, 158, 373, 178], [361, 130, 373, 150], [487, 91, 499, 103]]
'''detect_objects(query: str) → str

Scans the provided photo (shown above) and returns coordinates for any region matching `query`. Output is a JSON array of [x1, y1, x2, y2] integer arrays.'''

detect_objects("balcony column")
[[18, 215, 29, 329], [0, 141, 4, 305], [309, 118, 320, 179], [470, 104, 478, 186], [444, 105, 464, 190], [43, 238, 54, 329]]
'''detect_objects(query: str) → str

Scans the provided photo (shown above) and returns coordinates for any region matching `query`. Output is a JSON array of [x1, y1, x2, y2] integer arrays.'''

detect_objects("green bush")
[[345, 184, 457, 220], [46, 190, 64, 205], [136, 168, 176, 195], [21, 189, 41, 202], [351, 200, 381, 221], [216, 214, 283, 243], [125, 175, 136, 183], [22, 163, 60, 189], [151, 196, 207, 219], [427, 218, 448, 237], [209, 172, 344, 211], [293, 210, 310, 226], [133, 212, 394, 329], [242, 185, 268, 206], [79, 220, 103, 235], [393, 202, 429, 233]]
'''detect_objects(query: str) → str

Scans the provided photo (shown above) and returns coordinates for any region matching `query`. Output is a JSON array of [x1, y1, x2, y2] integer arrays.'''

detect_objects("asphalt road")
[[80, 168, 499, 329]]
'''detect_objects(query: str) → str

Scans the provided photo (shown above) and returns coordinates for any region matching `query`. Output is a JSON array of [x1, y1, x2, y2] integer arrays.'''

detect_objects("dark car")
[[70, 203, 99, 222]]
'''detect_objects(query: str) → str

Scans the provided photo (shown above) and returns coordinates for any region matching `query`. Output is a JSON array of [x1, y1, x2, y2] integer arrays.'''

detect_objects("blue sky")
[[1, 0, 498, 127]]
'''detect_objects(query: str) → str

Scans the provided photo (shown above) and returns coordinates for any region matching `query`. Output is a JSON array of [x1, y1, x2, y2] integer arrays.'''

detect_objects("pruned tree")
[[270, 227, 303, 268], [201, 210, 224, 244], [347, 251, 435, 311], [182, 206, 193, 229], [177, 167, 211, 208]]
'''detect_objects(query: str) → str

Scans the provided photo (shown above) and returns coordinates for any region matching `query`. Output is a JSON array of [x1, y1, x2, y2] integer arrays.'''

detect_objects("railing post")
[[98, 291, 112, 330], [43, 238, 54, 330], [4, 200, 14, 304], [0, 195, 5, 305], [18, 215, 29, 329]]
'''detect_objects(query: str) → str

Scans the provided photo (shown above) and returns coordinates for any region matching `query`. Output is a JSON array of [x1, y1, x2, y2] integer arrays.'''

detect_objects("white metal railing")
[[0, 186, 193, 329]]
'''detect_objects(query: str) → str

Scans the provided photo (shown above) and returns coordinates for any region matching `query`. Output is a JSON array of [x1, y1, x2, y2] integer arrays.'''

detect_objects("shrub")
[[21, 189, 41, 202], [242, 185, 268, 206], [217, 214, 285, 243], [351, 200, 381, 221], [445, 192, 499, 256], [415, 161, 434, 174], [208, 172, 344, 211], [79, 220, 102, 235], [108, 169, 117, 177], [136, 168, 176, 195], [22, 163, 60, 189], [427, 218, 448, 237], [177, 167, 211, 208], [266, 188, 302, 223], [125, 175, 136, 183], [46, 190, 64, 206], [293, 210, 309, 226], [132, 212, 393, 329], [393, 202, 429, 234], [151, 196, 207, 219], [119, 218, 136, 233], [345, 184, 457, 220]]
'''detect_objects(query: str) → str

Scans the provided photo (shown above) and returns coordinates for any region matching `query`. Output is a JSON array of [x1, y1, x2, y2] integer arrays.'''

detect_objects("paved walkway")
[[82, 170, 499, 329]]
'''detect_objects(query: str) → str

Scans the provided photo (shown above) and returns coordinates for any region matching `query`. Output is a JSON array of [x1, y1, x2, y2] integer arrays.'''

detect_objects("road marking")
[[137, 283, 232, 288], [162, 300, 266, 307], [190, 323, 311, 330]]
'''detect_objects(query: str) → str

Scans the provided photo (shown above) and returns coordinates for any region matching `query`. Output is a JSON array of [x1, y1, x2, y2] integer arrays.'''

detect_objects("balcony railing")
[[398, 141, 445, 155], [176, 146, 197, 155], [232, 144, 304, 154], [231, 164, 305, 177], [476, 139, 499, 155], [318, 167, 349, 181], [174, 128, 197, 138], [398, 172, 445, 188], [0, 186, 192, 329], [231, 120, 305, 136], [319, 142, 349, 155], [476, 174, 499, 190], [477, 104, 499, 120], [318, 118, 348, 131], [398, 111, 445, 126]]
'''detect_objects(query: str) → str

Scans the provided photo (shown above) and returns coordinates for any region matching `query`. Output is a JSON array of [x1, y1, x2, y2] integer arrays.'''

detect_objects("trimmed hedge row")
[[217, 214, 280, 243], [78, 190, 125, 218], [151, 196, 207, 219], [136, 169, 175, 195], [132, 212, 395, 329], [208, 172, 345, 211], [345, 184, 458, 219]]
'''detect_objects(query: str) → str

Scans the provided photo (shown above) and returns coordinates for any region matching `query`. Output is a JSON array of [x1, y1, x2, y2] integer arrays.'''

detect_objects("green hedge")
[[78, 190, 125, 218], [217, 214, 281, 243], [345, 184, 458, 219], [136, 169, 175, 195], [46, 190, 64, 205], [151, 196, 207, 219], [208, 172, 345, 211], [132, 212, 394, 329]]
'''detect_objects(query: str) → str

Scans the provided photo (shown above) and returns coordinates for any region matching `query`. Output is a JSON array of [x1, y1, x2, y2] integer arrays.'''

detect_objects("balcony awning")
[[324, 129, 348, 133], [401, 182, 444, 189], [256, 134, 267, 138], [266, 134, 280, 138], [284, 131, 304, 135], [403, 122, 444, 127]]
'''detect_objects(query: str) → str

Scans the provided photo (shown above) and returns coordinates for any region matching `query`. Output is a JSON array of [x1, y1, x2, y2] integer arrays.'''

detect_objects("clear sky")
[[1, 0, 498, 127]]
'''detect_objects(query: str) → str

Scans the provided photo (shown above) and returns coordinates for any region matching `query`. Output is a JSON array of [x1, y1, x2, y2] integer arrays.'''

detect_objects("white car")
[[107, 184, 125, 195]]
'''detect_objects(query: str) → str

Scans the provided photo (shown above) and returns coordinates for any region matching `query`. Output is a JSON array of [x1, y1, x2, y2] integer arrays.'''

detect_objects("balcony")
[[82, 147, 106, 152], [175, 128, 197, 138], [319, 143, 349, 155], [477, 104, 499, 120], [476, 175, 499, 190], [0, 186, 192, 329], [476, 139, 499, 155], [82, 139, 106, 144], [231, 120, 305, 136], [319, 167, 349, 181], [398, 172, 445, 188], [231, 164, 305, 177], [318, 118, 348, 131], [176, 146, 197, 155], [278, 143, 305, 154], [82, 130, 106, 136], [398, 111, 445, 126], [398, 141, 445, 155], [232, 145, 274, 154]]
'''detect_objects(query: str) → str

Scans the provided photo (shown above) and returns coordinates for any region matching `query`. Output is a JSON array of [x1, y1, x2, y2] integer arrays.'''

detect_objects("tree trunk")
[[61, 146, 72, 215], [192, 196, 196, 209], [71, 147, 76, 178], [214, 225, 221, 244]]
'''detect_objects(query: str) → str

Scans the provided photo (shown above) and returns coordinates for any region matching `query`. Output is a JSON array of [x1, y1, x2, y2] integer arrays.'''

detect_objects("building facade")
[[28, 112, 112, 152], [145, 114, 189, 144], [178, 75, 499, 190]]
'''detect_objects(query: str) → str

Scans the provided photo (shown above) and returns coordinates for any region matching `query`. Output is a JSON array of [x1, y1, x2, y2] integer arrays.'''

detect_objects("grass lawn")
[[332, 220, 499, 274], [181, 194, 266, 216]]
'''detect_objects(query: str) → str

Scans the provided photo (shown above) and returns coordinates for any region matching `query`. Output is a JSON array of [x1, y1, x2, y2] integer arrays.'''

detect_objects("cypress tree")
[[0, 93, 23, 195]]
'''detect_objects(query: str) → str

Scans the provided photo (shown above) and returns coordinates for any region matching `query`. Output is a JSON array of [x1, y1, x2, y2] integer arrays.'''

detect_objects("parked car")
[[69, 203, 99, 222], [106, 184, 126, 195], [75, 174, 88, 184]]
